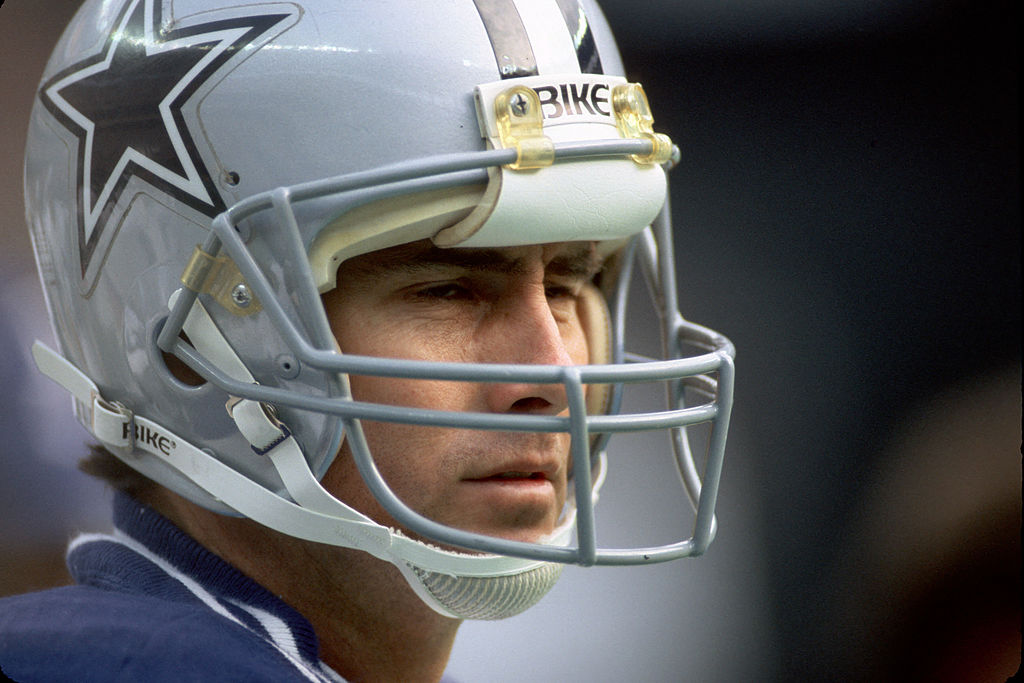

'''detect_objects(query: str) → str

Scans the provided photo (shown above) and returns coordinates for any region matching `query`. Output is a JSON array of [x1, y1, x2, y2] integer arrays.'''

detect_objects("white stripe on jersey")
[[69, 532, 333, 683]]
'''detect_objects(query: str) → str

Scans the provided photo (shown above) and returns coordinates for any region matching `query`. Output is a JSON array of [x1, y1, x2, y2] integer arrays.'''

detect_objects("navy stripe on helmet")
[[554, 0, 603, 74]]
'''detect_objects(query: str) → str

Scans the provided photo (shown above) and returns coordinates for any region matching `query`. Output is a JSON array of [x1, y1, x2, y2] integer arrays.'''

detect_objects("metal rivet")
[[510, 92, 529, 116], [231, 283, 252, 308]]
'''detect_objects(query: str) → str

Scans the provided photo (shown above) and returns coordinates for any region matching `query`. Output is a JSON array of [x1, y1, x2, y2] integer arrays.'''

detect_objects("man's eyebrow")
[[546, 247, 604, 280], [394, 247, 530, 276], [370, 244, 603, 280]]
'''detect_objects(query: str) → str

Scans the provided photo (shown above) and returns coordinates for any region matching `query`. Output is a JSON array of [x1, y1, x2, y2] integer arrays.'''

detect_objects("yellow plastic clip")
[[611, 83, 674, 165], [181, 246, 261, 317], [494, 85, 555, 170]]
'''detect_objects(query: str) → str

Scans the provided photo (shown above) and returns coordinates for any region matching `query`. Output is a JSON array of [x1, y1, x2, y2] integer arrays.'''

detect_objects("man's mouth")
[[463, 455, 560, 484], [466, 467, 554, 485], [455, 463, 564, 539], [485, 471, 547, 481]]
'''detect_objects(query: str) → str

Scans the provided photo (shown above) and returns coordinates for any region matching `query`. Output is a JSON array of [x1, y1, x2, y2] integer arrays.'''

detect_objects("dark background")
[[601, 1, 1020, 679], [2, 1, 1019, 680]]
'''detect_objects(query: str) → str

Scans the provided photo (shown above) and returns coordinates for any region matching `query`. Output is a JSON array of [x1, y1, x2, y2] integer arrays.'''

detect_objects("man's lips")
[[463, 459, 559, 484], [466, 471, 550, 483], [453, 459, 565, 538]]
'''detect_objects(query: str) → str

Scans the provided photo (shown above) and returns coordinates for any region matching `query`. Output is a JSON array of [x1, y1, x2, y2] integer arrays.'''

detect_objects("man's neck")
[[151, 489, 461, 682], [275, 540, 461, 682]]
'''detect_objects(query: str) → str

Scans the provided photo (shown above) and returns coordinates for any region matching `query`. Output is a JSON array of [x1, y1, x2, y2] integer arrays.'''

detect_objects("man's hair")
[[80, 444, 158, 498]]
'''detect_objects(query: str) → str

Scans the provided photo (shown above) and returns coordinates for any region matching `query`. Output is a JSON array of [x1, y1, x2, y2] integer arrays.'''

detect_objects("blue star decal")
[[39, 0, 290, 276]]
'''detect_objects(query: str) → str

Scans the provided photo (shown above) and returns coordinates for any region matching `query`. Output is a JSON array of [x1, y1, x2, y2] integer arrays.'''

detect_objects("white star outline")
[[44, 0, 255, 244]]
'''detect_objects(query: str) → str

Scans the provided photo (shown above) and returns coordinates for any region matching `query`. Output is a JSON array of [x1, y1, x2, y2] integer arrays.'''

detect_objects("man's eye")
[[545, 285, 578, 300], [415, 283, 473, 300]]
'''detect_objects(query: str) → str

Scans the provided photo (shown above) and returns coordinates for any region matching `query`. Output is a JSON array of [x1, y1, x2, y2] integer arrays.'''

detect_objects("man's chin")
[[394, 519, 562, 556]]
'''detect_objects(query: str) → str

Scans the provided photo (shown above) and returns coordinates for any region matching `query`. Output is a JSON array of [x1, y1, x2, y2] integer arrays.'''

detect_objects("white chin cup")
[[404, 560, 564, 620]]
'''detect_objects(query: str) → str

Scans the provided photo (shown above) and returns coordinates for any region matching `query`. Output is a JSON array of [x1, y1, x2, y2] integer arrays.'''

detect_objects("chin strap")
[[32, 339, 391, 552]]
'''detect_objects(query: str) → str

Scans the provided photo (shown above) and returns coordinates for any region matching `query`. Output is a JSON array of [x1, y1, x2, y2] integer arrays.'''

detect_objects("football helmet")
[[25, 0, 735, 619]]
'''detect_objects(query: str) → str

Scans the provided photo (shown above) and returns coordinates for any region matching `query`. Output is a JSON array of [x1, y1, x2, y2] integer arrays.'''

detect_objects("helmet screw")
[[231, 283, 252, 308], [510, 92, 529, 116], [275, 354, 300, 379]]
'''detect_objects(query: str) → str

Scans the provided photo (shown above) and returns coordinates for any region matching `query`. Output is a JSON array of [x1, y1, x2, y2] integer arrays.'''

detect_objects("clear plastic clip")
[[612, 83, 674, 165], [494, 85, 555, 170]]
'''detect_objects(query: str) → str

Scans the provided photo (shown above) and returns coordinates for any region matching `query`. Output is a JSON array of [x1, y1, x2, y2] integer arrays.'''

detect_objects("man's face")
[[321, 240, 600, 545]]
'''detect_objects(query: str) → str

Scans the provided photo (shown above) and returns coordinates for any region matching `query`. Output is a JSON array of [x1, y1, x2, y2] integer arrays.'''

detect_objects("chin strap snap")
[[167, 289, 290, 454], [166, 291, 369, 520]]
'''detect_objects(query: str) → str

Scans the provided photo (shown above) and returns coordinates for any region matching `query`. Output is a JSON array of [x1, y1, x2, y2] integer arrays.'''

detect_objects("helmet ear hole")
[[158, 329, 207, 387], [161, 350, 207, 387]]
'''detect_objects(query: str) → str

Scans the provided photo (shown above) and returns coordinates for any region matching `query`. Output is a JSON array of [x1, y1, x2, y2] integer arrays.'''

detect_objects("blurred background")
[[1, 1, 1019, 681]]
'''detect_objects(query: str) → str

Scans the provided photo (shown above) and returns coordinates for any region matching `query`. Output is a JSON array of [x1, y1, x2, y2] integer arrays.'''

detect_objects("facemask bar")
[[602, 204, 728, 549], [157, 136, 735, 566]]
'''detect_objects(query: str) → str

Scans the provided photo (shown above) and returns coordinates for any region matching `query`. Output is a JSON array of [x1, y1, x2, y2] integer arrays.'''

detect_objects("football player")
[[0, 1, 734, 680]]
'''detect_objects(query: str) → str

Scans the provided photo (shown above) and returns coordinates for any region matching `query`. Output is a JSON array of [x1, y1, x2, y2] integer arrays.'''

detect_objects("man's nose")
[[482, 286, 579, 415]]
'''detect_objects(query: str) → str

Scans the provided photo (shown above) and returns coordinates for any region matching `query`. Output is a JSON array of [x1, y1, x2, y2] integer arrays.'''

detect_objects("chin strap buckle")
[[30, 341, 181, 461], [225, 396, 292, 456]]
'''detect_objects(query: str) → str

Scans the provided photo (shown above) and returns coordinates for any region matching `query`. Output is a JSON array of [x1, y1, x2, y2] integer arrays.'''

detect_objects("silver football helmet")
[[25, 0, 735, 619]]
